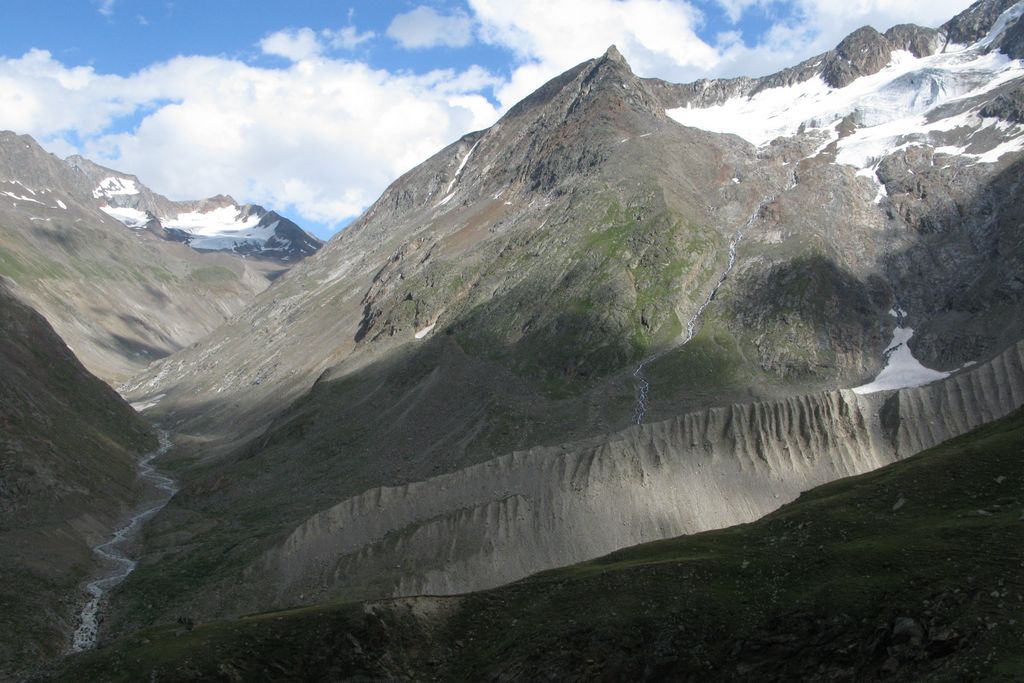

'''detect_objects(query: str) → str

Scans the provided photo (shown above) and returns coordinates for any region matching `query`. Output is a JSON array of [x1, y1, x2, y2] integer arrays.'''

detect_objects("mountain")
[[658, 0, 1024, 172], [0, 278, 155, 679], [0, 132, 320, 381], [66, 155, 322, 262], [56, 405, 1024, 681], [99, 0, 1024, 640]]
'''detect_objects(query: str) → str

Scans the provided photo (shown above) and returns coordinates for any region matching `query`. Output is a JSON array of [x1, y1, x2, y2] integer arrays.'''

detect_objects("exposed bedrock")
[[252, 339, 1024, 608]]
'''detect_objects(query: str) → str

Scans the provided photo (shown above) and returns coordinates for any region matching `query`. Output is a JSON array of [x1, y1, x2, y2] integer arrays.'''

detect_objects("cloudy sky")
[[0, 0, 975, 238]]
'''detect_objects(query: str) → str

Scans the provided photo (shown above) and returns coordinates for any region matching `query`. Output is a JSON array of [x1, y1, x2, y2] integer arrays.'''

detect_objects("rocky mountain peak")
[[0, 132, 90, 197], [942, 0, 1021, 45], [1003, 11, 1024, 56], [62, 154, 323, 262], [601, 44, 628, 66], [504, 41, 649, 121], [883, 24, 943, 58], [355, 40, 666, 226], [821, 26, 893, 88]]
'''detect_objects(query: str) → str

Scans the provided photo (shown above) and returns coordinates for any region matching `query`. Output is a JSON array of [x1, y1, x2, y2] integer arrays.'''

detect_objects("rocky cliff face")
[[107, 0, 1024, 636]]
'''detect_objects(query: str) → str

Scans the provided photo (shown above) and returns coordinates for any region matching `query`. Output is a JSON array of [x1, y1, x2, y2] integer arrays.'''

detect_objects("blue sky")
[[0, 0, 973, 238], [2, 1, 781, 79]]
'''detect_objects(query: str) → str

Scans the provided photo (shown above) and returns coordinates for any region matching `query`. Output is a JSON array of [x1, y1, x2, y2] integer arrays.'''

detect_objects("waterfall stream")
[[632, 175, 795, 424]]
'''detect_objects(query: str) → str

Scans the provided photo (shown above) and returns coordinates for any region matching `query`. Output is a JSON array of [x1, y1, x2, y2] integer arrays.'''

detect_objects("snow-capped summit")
[[665, 0, 1024, 172], [66, 157, 322, 262], [160, 201, 322, 261]]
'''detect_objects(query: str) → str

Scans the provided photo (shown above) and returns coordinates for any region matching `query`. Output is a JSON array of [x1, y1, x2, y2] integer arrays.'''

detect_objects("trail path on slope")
[[70, 430, 177, 652], [632, 174, 796, 424]]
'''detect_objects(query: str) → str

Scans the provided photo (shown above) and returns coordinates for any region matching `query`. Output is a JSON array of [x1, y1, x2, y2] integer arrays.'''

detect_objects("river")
[[70, 430, 177, 652]]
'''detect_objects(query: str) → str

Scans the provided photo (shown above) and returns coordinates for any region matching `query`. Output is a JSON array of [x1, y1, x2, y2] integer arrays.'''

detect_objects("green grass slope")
[[55, 405, 1024, 681]]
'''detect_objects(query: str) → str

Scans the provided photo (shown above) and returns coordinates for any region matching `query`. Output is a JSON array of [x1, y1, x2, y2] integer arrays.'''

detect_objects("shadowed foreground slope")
[[55, 406, 1024, 682], [0, 278, 155, 680]]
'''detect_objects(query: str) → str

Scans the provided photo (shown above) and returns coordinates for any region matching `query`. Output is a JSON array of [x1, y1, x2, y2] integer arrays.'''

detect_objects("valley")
[[54, 403, 1024, 681], [2, 0, 1024, 680], [0, 133, 322, 383]]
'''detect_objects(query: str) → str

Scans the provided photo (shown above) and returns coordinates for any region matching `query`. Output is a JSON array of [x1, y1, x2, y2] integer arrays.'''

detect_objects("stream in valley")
[[70, 430, 176, 652]]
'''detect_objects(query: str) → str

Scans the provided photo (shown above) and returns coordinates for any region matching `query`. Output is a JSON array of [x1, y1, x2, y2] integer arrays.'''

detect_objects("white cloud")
[[0, 50, 141, 137], [387, 6, 475, 49], [714, 0, 976, 37], [0, 48, 499, 231], [471, 0, 719, 107], [97, 0, 116, 16], [260, 28, 323, 62], [260, 25, 376, 62], [787, 0, 976, 33], [326, 26, 376, 50], [715, 0, 765, 24], [467, 0, 976, 107]]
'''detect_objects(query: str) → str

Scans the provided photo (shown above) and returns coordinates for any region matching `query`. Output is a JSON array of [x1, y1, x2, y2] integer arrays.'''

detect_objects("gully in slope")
[[633, 173, 797, 424]]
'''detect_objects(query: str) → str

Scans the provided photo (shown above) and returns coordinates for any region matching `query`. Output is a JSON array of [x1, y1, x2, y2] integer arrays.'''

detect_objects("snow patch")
[[163, 207, 284, 251], [444, 139, 480, 195], [852, 311, 950, 394], [101, 205, 151, 228], [162, 206, 259, 233], [857, 166, 888, 204], [977, 1, 1024, 48], [56, 199, 67, 210], [666, 31, 1024, 170], [2, 180, 36, 195], [2, 191, 43, 204], [130, 394, 165, 412], [92, 177, 139, 199], [969, 135, 1024, 163], [414, 323, 436, 339]]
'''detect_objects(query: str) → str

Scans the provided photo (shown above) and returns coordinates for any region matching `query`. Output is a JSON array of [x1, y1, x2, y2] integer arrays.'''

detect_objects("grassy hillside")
[[54, 405, 1024, 681], [0, 280, 156, 680]]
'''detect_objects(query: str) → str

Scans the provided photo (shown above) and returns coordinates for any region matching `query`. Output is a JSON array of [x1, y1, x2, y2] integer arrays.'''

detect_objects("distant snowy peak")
[[66, 155, 323, 262], [160, 204, 321, 260], [163, 205, 261, 235], [665, 0, 1024, 170], [0, 137, 320, 263]]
